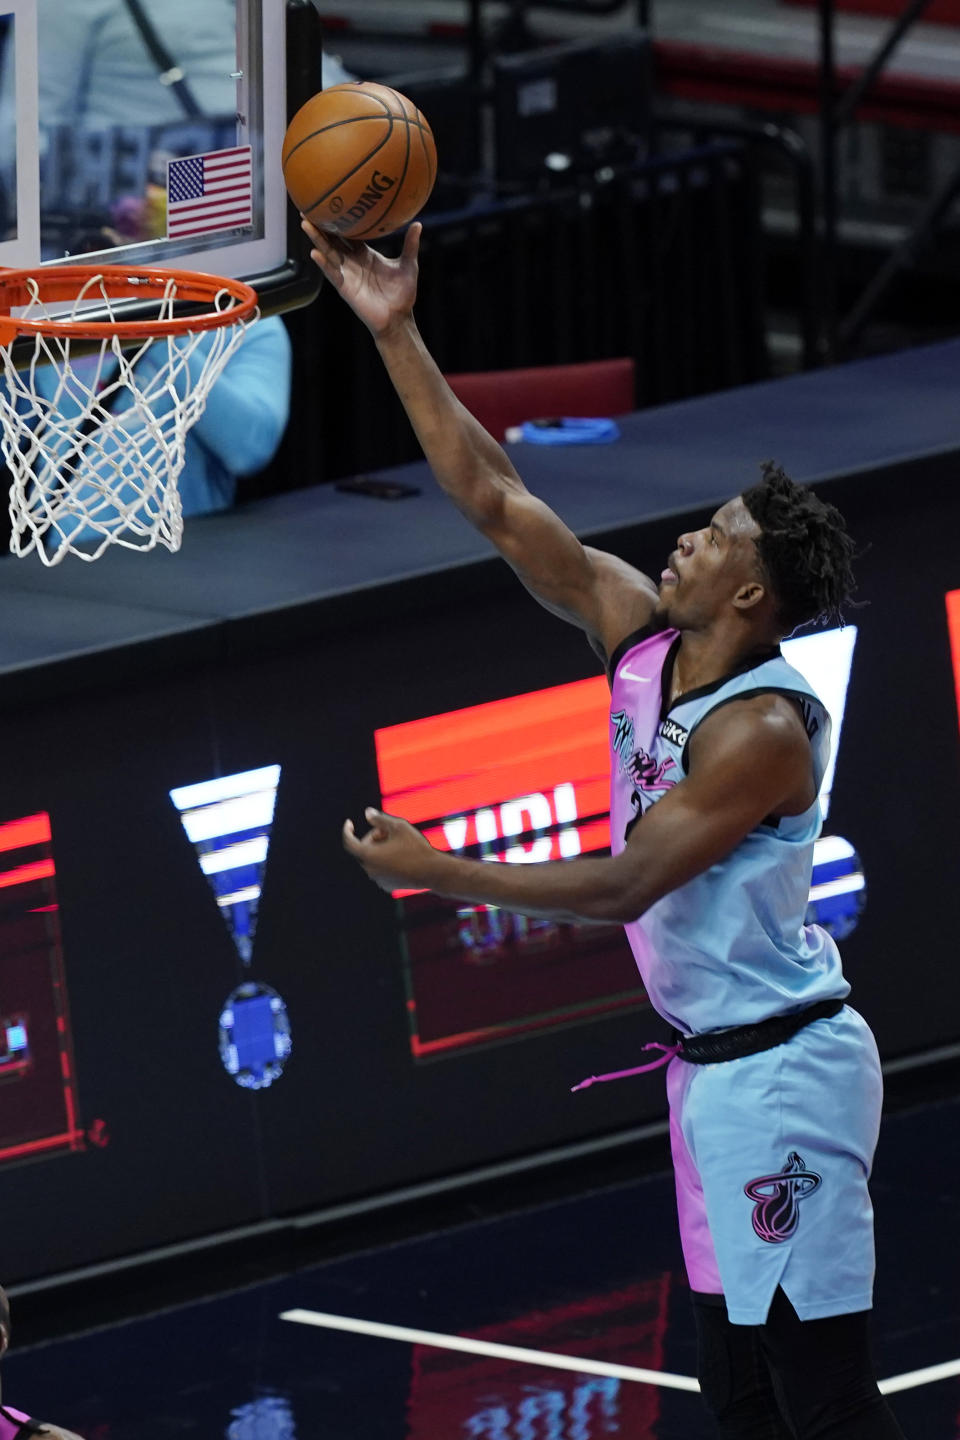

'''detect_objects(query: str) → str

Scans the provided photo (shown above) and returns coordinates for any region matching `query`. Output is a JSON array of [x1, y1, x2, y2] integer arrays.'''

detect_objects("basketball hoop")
[[0, 265, 259, 565]]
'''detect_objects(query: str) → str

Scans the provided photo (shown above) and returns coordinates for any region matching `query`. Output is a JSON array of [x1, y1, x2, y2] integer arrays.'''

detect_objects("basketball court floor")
[[3, 1067, 958, 1438]]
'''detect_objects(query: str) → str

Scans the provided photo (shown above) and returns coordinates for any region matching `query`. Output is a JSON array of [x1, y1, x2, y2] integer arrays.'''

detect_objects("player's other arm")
[[344, 696, 814, 922], [304, 220, 657, 657]]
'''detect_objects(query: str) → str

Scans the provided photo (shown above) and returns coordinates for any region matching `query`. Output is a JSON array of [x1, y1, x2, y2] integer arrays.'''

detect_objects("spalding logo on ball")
[[282, 81, 437, 240]]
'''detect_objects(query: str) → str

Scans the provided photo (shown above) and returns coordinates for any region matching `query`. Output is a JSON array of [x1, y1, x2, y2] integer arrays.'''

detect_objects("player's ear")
[[732, 579, 766, 612]]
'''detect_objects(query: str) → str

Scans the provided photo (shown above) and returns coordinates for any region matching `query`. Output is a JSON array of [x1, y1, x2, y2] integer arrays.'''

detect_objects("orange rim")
[[0, 265, 259, 343]]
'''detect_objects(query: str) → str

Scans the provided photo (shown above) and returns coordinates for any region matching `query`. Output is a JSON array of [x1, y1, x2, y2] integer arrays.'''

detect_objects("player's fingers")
[[302, 220, 343, 267], [305, 242, 342, 285], [342, 817, 363, 854], [402, 221, 422, 262], [300, 214, 327, 249], [363, 806, 390, 840], [309, 219, 357, 262]]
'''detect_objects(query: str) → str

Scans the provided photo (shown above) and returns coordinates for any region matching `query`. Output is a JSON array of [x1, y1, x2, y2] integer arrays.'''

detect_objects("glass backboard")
[[0, 0, 321, 311]]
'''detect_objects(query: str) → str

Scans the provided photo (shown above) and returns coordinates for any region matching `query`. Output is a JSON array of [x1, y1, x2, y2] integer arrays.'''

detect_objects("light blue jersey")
[[608, 626, 850, 1035], [607, 626, 880, 1325]]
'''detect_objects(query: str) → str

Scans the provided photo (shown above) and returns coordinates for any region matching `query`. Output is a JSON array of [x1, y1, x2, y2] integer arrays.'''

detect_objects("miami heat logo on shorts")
[[744, 1151, 822, 1244]]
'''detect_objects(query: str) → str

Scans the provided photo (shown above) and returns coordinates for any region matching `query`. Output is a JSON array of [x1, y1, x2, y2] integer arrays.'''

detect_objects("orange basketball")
[[282, 82, 437, 241]]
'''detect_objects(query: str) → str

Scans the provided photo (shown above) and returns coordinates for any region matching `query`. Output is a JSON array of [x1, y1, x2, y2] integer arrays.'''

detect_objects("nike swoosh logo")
[[620, 667, 653, 682]]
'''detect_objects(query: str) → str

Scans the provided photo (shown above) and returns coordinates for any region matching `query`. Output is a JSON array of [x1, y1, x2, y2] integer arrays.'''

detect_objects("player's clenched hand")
[[342, 807, 439, 893], [302, 217, 421, 338]]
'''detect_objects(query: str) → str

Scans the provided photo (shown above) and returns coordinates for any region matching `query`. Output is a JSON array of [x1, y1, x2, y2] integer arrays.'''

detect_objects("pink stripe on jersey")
[[607, 627, 680, 1004], [667, 1058, 724, 1293], [0, 1407, 33, 1440], [608, 627, 679, 860]]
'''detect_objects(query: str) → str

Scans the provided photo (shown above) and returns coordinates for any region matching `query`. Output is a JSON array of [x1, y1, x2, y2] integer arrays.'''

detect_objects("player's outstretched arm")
[[304, 219, 657, 658], [342, 695, 813, 922]]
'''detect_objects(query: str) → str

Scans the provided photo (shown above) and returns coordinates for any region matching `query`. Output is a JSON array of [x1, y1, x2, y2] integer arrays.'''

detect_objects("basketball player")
[[305, 217, 907, 1439]]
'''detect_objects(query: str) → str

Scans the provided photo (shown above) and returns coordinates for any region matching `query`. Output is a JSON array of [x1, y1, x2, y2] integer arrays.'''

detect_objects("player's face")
[[655, 496, 765, 629]]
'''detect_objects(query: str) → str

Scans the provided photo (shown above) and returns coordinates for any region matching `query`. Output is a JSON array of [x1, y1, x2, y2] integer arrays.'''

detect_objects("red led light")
[[0, 811, 83, 1166], [947, 590, 960, 730], [0, 813, 52, 854], [375, 680, 649, 1056], [0, 858, 56, 890], [376, 676, 610, 822], [376, 677, 612, 897]]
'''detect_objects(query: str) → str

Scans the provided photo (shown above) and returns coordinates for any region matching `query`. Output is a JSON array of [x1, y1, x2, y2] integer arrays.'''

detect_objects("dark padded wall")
[[0, 347, 958, 1284]]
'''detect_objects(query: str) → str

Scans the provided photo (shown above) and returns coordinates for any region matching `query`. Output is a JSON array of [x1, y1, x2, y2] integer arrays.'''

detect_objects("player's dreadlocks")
[[742, 462, 858, 635]]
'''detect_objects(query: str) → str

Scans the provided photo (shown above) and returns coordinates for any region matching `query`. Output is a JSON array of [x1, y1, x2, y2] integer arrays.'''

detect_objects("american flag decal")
[[166, 145, 253, 240]]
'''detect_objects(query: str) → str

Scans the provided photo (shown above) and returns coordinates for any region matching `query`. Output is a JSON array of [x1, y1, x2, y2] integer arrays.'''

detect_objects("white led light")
[[179, 791, 276, 844], [813, 835, 857, 866], [503, 838, 554, 864], [170, 765, 280, 812], [216, 885, 262, 908], [783, 626, 857, 820], [808, 873, 865, 903], [172, 764, 281, 966], [199, 837, 269, 875]]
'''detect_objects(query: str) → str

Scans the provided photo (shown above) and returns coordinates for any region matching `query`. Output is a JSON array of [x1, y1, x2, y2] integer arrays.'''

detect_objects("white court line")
[[281, 1308, 960, 1399], [279, 1309, 700, 1393], [879, 1358, 960, 1396]]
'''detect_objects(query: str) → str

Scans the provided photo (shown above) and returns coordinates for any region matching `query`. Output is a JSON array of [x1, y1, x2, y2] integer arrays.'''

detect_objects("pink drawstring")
[[571, 1041, 681, 1092]]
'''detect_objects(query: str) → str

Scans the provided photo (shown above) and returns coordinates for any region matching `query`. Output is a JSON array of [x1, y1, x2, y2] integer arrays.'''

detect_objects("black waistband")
[[675, 997, 845, 1065]]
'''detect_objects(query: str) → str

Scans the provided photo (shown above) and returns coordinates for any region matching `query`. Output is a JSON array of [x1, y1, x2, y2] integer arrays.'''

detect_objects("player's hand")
[[342, 807, 439, 894], [302, 217, 421, 338]]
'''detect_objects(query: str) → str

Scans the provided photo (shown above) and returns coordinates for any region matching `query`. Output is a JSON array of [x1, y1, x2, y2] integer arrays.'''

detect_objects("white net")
[[0, 272, 257, 564]]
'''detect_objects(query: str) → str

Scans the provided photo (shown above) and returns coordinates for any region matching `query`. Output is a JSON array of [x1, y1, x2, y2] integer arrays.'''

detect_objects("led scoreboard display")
[[0, 812, 82, 1168], [375, 677, 648, 1056]]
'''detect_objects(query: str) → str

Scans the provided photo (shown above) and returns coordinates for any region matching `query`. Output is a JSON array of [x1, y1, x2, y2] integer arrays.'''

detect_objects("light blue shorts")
[[666, 1005, 884, 1325]]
